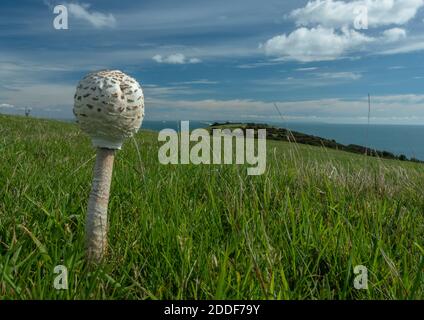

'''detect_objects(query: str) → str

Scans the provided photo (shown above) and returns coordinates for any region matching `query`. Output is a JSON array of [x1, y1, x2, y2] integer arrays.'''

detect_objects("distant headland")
[[209, 122, 423, 163]]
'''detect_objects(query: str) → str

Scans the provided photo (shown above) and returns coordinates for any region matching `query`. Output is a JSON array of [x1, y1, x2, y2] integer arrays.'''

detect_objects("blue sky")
[[1, 0, 424, 124]]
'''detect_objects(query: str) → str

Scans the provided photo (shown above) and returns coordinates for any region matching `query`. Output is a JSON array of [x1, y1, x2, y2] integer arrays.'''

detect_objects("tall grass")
[[0, 114, 423, 299]]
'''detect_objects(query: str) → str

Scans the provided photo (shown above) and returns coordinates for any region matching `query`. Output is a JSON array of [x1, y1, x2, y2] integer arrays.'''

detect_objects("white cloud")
[[172, 79, 219, 85], [252, 71, 362, 90], [153, 53, 185, 64], [188, 58, 202, 64], [0, 83, 75, 108], [236, 61, 283, 69], [381, 40, 424, 55], [146, 94, 424, 124], [263, 0, 424, 62], [143, 83, 212, 98], [290, 0, 424, 28], [67, 3, 116, 28], [264, 27, 372, 62], [296, 67, 319, 71], [0, 103, 15, 109], [382, 28, 407, 42], [152, 53, 201, 64], [315, 71, 362, 80]]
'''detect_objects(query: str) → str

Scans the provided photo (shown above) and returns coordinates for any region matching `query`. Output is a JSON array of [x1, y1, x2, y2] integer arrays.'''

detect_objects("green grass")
[[0, 114, 423, 300]]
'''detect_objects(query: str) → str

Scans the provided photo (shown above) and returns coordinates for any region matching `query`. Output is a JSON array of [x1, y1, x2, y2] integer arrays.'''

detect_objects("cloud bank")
[[264, 0, 424, 61]]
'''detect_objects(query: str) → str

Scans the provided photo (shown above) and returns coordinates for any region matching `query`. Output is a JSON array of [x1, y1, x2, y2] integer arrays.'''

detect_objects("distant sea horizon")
[[2, 112, 424, 161], [140, 120, 424, 161]]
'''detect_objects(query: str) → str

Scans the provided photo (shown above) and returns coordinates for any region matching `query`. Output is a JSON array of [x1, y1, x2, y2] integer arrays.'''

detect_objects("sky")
[[1, 0, 424, 124]]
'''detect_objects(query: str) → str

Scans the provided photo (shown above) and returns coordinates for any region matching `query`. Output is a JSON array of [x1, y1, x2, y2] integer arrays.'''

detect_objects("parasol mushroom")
[[73, 70, 144, 264]]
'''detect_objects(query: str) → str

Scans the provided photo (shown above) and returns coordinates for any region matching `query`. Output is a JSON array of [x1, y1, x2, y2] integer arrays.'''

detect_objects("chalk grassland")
[[0, 114, 422, 299]]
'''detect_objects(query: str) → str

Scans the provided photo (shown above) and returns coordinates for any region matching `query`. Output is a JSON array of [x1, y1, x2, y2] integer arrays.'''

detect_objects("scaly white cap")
[[73, 70, 145, 149]]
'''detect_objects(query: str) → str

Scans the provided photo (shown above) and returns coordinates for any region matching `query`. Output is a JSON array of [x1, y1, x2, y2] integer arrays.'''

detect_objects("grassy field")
[[0, 114, 423, 300]]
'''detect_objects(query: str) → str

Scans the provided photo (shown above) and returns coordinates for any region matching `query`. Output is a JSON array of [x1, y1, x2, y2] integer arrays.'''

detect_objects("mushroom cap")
[[73, 70, 144, 149]]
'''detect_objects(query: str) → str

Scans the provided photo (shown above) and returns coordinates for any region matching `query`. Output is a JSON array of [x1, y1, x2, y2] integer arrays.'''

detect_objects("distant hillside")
[[209, 122, 423, 163]]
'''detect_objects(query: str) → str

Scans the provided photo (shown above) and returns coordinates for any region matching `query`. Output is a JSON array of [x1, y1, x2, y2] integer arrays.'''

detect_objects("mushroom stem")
[[85, 148, 116, 264]]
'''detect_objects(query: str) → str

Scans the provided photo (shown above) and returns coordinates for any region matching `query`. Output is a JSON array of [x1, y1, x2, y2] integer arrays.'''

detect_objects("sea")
[[142, 120, 424, 161]]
